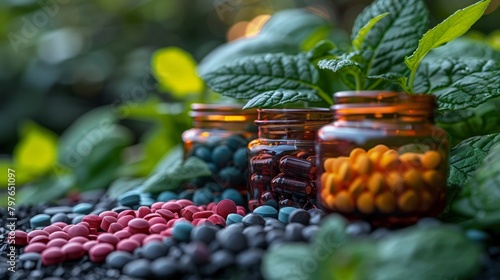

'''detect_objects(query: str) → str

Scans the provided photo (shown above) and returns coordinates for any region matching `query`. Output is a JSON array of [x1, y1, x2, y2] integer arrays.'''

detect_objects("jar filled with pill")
[[247, 108, 333, 211], [316, 91, 449, 226], [182, 104, 257, 197]]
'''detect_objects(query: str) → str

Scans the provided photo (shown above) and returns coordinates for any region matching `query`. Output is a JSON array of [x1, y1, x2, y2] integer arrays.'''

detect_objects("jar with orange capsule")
[[316, 92, 449, 226]]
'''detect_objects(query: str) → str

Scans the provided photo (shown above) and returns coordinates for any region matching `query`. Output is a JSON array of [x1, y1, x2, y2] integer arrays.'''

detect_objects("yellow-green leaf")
[[152, 47, 204, 97], [352, 13, 389, 50], [13, 121, 58, 177], [405, 0, 491, 72]]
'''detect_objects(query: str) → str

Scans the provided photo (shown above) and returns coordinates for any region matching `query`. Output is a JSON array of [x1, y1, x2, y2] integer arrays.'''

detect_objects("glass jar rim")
[[331, 91, 436, 116], [255, 107, 333, 126], [189, 103, 257, 120]]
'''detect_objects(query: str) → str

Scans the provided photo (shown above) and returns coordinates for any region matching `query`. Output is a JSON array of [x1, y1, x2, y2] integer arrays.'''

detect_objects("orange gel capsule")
[[348, 177, 365, 196], [403, 169, 424, 190], [400, 153, 422, 168], [338, 161, 352, 182], [349, 148, 366, 164], [367, 172, 384, 194], [420, 190, 434, 211], [325, 195, 336, 209], [335, 191, 355, 212], [372, 144, 390, 154], [354, 154, 372, 175], [386, 172, 404, 192], [398, 190, 419, 212], [357, 192, 375, 214], [380, 150, 400, 170], [421, 150, 441, 169], [422, 170, 443, 188], [375, 191, 396, 213], [332, 157, 349, 173], [324, 158, 336, 172], [324, 173, 341, 194]]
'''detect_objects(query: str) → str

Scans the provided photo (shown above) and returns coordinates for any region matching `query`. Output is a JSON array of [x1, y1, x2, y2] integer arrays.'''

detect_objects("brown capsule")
[[271, 174, 314, 197], [279, 155, 316, 180], [250, 174, 273, 193], [250, 155, 277, 175]]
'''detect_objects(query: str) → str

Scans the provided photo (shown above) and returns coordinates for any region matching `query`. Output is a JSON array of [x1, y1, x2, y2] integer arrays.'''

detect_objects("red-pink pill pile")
[[19, 199, 243, 266]]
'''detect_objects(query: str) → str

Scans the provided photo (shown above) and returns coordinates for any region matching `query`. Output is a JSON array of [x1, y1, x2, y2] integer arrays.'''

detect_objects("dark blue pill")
[[50, 213, 69, 224], [288, 209, 310, 225], [242, 214, 265, 227], [191, 225, 218, 245], [185, 241, 210, 264], [212, 145, 233, 167], [123, 259, 152, 278], [178, 189, 195, 201], [118, 191, 141, 207], [151, 257, 178, 278], [112, 206, 131, 213], [106, 251, 135, 269], [236, 248, 265, 269], [285, 223, 305, 242], [193, 188, 213, 206], [221, 231, 248, 253], [194, 146, 212, 162], [142, 241, 169, 260], [224, 135, 247, 151], [266, 229, 285, 245], [302, 225, 319, 242], [211, 250, 234, 269], [157, 191, 178, 202], [19, 252, 41, 262], [233, 147, 248, 169], [218, 167, 245, 187], [43, 206, 73, 215], [345, 221, 371, 236], [71, 214, 85, 224]]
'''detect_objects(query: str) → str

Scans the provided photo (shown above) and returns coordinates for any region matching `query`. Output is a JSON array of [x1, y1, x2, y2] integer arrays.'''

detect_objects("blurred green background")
[[0, 0, 499, 204]]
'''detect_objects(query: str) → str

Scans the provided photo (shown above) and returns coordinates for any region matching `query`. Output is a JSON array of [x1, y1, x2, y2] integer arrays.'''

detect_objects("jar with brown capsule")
[[316, 91, 449, 226], [247, 108, 333, 210]]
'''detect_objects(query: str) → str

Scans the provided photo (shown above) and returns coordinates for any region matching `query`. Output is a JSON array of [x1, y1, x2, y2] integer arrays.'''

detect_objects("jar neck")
[[256, 108, 333, 140], [190, 103, 257, 131], [332, 91, 436, 125]]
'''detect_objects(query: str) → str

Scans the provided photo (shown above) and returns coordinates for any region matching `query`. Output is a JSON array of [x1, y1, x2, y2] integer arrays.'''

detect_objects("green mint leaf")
[[352, 13, 390, 50], [318, 58, 366, 74], [374, 227, 481, 280], [414, 58, 500, 110], [198, 34, 300, 76], [352, 0, 428, 76], [202, 53, 329, 104], [405, 0, 491, 73], [452, 143, 500, 231], [243, 89, 321, 109], [428, 37, 500, 61], [262, 244, 312, 280], [437, 97, 500, 145], [448, 133, 500, 188], [306, 40, 336, 61], [142, 156, 211, 193]]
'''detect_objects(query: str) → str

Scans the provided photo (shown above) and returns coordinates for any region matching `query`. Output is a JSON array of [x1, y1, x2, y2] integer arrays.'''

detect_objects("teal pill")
[[157, 191, 178, 202], [30, 214, 51, 228], [72, 214, 85, 224], [226, 213, 243, 226], [72, 203, 94, 215], [193, 188, 213, 206], [119, 191, 141, 207], [218, 167, 244, 187], [140, 198, 155, 207], [278, 207, 297, 223], [173, 221, 194, 242], [204, 182, 223, 193], [222, 189, 244, 206], [253, 205, 278, 219]]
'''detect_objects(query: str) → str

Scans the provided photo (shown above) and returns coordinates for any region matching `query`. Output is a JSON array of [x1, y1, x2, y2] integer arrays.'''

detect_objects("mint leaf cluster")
[[201, 0, 496, 110]]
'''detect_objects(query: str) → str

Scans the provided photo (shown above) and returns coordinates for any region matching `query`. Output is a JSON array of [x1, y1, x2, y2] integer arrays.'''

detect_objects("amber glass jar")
[[182, 104, 257, 195], [316, 91, 449, 226], [247, 108, 333, 210]]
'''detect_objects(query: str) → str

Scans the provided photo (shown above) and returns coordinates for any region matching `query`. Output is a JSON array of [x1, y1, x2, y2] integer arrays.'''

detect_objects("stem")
[[316, 88, 333, 105], [408, 68, 417, 94], [354, 74, 362, 91], [367, 78, 383, 90]]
